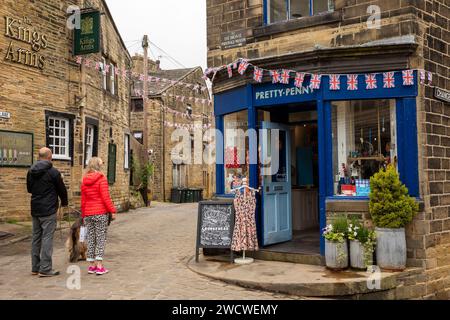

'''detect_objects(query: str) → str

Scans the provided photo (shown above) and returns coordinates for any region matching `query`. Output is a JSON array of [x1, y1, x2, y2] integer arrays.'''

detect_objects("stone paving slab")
[[0, 203, 302, 300], [188, 255, 405, 297]]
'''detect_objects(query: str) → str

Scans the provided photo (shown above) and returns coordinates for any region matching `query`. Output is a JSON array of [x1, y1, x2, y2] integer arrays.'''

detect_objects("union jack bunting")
[[95, 62, 100, 70], [105, 64, 110, 74], [420, 70, 426, 85], [427, 72, 433, 85], [347, 74, 358, 91], [294, 72, 305, 88], [238, 61, 249, 75], [270, 70, 280, 83], [253, 67, 263, 83], [383, 72, 395, 88], [365, 74, 377, 90], [329, 74, 340, 91], [310, 74, 322, 90], [227, 64, 233, 78], [402, 70, 414, 86], [139, 74, 145, 81], [84, 59, 91, 67], [76, 56, 82, 64], [280, 70, 291, 84]]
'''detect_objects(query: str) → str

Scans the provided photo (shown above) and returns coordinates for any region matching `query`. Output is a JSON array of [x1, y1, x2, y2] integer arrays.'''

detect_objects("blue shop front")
[[214, 71, 419, 256]]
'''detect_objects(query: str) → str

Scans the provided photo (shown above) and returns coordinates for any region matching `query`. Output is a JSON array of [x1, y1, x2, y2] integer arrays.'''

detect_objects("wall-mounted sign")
[[221, 30, 246, 50], [435, 87, 450, 104], [74, 10, 101, 55], [0, 130, 33, 167], [3, 15, 49, 70], [0, 111, 11, 119]]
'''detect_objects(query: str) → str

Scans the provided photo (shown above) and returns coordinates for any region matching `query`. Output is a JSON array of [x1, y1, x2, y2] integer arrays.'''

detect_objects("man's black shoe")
[[38, 270, 60, 277]]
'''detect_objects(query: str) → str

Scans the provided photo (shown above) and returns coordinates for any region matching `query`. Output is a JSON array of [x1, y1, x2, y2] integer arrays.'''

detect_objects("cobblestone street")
[[0, 203, 301, 300]]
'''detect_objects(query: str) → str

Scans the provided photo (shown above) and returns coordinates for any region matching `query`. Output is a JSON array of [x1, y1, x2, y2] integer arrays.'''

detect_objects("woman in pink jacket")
[[81, 157, 116, 275]]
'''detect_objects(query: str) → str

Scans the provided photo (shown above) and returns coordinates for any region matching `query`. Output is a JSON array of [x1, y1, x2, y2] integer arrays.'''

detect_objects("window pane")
[[290, 0, 309, 18], [54, 147, 60, 155], [332, 100, 397, 197], [224, 110, 249, 194], [312, 0, 331, 15], [270, 0, 288, 23], [55, 119, 60, 127]]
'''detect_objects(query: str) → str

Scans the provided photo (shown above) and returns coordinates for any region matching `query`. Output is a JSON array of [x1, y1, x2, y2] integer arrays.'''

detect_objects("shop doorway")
[[258, 103, 320, 256]]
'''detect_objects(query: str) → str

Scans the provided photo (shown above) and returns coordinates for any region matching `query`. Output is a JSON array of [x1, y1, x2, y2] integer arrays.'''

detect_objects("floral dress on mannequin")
[[231, 188, 259, 252]]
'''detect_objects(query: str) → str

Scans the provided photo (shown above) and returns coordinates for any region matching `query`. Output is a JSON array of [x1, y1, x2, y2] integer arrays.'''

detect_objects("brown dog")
[[65, 218, 87, 263]]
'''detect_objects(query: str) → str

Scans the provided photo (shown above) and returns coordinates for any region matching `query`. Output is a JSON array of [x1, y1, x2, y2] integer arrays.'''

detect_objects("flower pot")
[[325, 239, 348, 270], [375, 227, 406, 271], [350, 240, 373, 270]]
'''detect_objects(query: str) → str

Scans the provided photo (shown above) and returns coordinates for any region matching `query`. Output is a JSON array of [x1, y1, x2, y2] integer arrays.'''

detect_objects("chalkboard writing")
[[195, 200, 235, 262]]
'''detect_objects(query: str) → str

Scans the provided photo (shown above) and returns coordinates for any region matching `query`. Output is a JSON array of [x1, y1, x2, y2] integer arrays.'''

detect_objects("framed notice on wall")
[[0, 130, 33, 167], [195, 200, 235, 263], [74, 10, 101, 55]]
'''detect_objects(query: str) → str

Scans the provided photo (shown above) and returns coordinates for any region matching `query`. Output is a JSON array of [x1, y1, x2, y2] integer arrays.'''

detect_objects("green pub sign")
[[74, 10, 101, 55]]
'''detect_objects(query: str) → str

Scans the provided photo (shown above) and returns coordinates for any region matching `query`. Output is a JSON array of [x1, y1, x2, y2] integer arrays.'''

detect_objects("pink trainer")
[[88, 266, 97, 274], [96, 267, 109, 275]]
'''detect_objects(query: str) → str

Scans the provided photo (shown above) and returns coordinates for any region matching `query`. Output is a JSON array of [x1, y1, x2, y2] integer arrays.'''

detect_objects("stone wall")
[[0, 0, 132, 221], [207, 0, 450, 298], [130, 65, 215, 202]]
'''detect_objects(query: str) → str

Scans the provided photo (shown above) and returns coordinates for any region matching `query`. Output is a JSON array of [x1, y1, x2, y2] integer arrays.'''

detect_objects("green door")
[[107, 143, 117, 184]]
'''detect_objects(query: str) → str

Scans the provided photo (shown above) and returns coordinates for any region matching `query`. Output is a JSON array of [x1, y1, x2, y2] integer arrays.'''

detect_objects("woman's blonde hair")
[[86, 157, 103, 173]]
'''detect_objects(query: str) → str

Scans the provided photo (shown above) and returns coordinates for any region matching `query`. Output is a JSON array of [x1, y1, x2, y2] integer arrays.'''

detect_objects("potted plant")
[[369, 165, 419, 271], [348, 220, 376, 270], [139, 162, 154, 207], [323, 216, 349, 270]]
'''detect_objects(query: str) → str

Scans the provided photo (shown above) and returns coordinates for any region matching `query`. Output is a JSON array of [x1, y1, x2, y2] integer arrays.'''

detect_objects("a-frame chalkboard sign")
[[195, 200, 235, 263]]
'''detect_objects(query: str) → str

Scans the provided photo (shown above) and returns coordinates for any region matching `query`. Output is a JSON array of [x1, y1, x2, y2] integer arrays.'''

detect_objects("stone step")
[[188, 255, 413, 298], [247, 249, 325, 266]]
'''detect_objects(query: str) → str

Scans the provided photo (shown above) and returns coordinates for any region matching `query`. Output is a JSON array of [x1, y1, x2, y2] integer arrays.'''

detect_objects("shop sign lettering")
[[255, 86, 312, 101], [3, 16, 49, 70]]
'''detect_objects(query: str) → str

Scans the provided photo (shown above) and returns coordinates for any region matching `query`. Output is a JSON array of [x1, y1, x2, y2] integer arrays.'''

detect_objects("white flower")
[[348, 227, 352, 232], [354, 232, 357, 236], [355, 226, 359, 230], [349, 224, 353, 228]]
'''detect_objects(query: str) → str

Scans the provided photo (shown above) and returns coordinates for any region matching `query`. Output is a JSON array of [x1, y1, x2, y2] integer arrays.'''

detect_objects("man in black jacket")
[[27, 147, 68, 277]]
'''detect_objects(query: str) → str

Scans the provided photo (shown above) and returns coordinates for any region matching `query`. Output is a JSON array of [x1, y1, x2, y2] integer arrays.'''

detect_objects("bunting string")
[[75, 56, 211, 96], [204, 58, 434, 91]]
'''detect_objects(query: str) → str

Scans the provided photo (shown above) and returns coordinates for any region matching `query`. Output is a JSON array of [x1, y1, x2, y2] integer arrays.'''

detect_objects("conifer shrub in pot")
[[323, 216, 349, 270], [348, 219, 376, 270], [369, 165, 419, 271]]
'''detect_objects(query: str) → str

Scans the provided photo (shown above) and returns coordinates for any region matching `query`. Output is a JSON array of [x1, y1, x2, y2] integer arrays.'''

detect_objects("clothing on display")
[[231, 189, 259, 252]]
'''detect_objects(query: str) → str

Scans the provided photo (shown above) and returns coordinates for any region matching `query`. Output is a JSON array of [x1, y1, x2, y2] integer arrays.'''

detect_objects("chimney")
[[156, 60, 161, 71]]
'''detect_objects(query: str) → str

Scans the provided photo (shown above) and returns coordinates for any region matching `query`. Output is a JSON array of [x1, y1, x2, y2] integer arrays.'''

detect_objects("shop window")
[[224, 110, 249, 194], [332, 99, 397, 197], [124, 134, 130, 170], [131, 98, 144, 112], [133, 131, 143, 144], [173, 164, 187, 187], [267, 0, 334, 23]]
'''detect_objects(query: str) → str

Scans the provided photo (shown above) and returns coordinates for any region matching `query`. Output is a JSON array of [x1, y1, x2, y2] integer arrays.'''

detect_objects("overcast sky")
[[105, 0, 207, 71]]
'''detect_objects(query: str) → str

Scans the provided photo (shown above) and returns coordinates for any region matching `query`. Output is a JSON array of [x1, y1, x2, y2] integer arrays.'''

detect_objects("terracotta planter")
[[375, 227, 406, 271], [325, 239, 349, 270]]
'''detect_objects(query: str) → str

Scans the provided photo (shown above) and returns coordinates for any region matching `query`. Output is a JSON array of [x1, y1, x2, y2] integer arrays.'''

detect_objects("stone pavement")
[[0, 203, 302, 300]]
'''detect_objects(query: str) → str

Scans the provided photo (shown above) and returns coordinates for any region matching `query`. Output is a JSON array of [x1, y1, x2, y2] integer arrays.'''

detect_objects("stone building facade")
[[207, 0, 449, 299], [0, 0, 132, 221], [130, 55, 214, 202]]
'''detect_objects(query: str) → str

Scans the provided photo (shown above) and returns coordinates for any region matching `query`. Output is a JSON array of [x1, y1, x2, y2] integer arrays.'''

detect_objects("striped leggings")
[[84, 214, 109, 262]]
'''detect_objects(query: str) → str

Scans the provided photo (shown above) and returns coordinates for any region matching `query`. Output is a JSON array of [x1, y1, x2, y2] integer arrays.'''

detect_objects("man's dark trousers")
[[32, 214, 57, 273]]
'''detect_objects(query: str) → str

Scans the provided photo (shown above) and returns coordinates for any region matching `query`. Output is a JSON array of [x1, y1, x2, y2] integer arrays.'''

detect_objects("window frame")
[[102, 57, 107, 91], [265, 0, 334, 25], [47, 116, 70, 160], [124, 133, 130, 170], [85, 124, 95, 166]]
